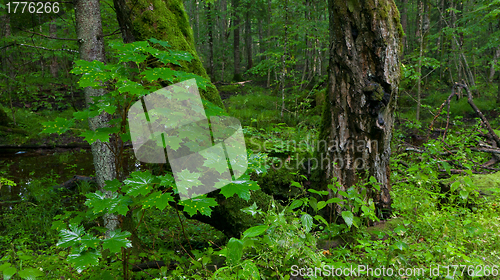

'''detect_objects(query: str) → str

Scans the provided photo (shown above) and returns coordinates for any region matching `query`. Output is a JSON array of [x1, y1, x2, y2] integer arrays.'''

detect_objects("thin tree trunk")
[[491, 48, 500, 83], [74, 0, 118, 236], [207, 2, 215, 81], [49, 19, 59, 78], [280, 0, 288, 119], [233, 0, 241, 81], [245, 2, 252, 70], [401, 0, 408, 54]]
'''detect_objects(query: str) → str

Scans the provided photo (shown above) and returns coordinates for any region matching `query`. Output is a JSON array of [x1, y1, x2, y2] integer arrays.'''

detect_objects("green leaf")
[[148, 38, 171, 48], [57, 224, 85, 248], [301, 214, 314, 232], [80, 127, 118, 144], [158, 174, 175, 188], [394, 225, 407, 235], [41, 117, 74, 135], [460, 190, 469, 200], [317, 201, 327, 210], [103, 179, 121, 192], [341, 211, 354, 228], [180, 197, 217, 217], [142, 191, 174, 210], [325, 197, 344, 204], [17, 267, 44, 279], [226, 238, 244, 266], [220, 179, 260, 201], [107, 195, 131, 215], [85, 191, 108, 214], [71, 60, 111, 88], [289, 199, 303, 210], [80, 235, 100, 250], [1, 264, 16, 280], [393, 241, 408, 251], [240, 260, 260, 280], [67, 249, 101, 273], [123, 171, 156, 197], [102, 230, 132, 254], [142, 68, 177, 82], [241, 202, 261, 217], [242, 225, 268, 239], [308, 189, 329, 196], [73, 109, 99, 120]]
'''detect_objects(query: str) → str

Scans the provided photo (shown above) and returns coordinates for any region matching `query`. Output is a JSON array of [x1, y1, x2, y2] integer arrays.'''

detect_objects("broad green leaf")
[[201, 152, 228, 174], [103, 179, 121, 192], [57, 224, 85, 248], [289, 199, 303, 210], [142, 191, 174, 210], [73, 109, 99, 120], [142, 68, 177, 82], [18, 267, 44, 279], [240, 260, 260, 280], [158, 174, 175, 188], [317, 201, 327, 210], [226, 238, 244, 266], [219, 179, 260, 201], [85, 191, 108, 214], [460, 190, 469, 200], [180, 197, 217, 217], [393, 241, 408, 251], [3, 266, 17, 280], [204, 100, 228, 117], [80, 127, 118, 144], [123, 171, 156, 197], [117, 80, 149, 97], [341, 211, 354, 228], [301, 214, 314, 232], [67, 249, 100, 273], [148, 38, 171, 48], [80, 235, 100, 250], [102, 230, 132, 254], [175, 169, 202, 190], [41, 117, 74, 135], [394, 225, 407, 235], [242, 225, 268, 239], [314, 215, 328, 226], [107, 195, 131, 215]]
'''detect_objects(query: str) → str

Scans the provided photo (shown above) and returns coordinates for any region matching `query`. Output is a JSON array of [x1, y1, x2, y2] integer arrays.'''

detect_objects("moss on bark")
[[126, 0, 223, 108]]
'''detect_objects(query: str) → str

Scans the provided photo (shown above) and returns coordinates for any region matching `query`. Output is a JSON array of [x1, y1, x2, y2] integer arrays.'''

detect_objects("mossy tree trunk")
[[112, 0, 274, 240], [113, 0, 223, 108], [318, 0, 403, 220]]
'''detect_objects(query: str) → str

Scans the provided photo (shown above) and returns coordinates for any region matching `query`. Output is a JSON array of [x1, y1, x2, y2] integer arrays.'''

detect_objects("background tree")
[[318, 0, 403, 219]]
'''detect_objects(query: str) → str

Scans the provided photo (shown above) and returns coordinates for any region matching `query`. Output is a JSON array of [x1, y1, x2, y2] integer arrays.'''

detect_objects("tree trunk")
[[74, 0, 119, 234], [489, 47, 500, 84], [245, 2, 252, 70], [319, 0, 403, 220], [49, 19, 59, 78], [114, 0, 223, 107], [207, 2, 215, 81], [233, 0, 242, 81], [400, 0, 408, 54]]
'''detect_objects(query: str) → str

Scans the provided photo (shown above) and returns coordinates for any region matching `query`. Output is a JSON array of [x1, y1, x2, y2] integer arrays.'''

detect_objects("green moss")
[[129, 0, 223, 108]]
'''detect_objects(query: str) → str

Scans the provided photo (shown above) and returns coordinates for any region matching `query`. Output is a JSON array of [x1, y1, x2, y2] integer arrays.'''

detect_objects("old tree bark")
[[318, 0, 403, 219]]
